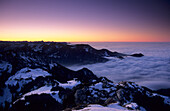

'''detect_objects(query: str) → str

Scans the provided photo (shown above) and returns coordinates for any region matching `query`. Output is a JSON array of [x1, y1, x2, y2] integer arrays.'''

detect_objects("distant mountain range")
[[0, 41, 143, 66], [1, 41, 169, 111]]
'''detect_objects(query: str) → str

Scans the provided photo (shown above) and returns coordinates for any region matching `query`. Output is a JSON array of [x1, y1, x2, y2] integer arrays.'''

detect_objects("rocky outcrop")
[[116, 82, 170, 111], [0, 63, 170, 111]]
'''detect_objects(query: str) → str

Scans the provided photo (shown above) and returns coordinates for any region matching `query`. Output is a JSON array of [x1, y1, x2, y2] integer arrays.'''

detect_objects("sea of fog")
[[69, 42, 170, 90]]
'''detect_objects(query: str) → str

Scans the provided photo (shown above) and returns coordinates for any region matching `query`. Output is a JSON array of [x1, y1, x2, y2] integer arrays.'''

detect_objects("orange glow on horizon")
[[0, 20, 170, 42], [0, 27, 169, 42]]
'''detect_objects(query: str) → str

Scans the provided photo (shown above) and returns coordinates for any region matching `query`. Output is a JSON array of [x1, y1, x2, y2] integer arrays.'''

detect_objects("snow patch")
[[19, 85, 62, 103], [92, 80, 97, 82], [50, 92, 62, 103], [74, 103, 130, 111], [91, 82, 103, 90], [107, 103, 127, 110], [90, 82, 116, 93], [125, 103, 138, 110], [5, 68, 51, 90], [59, 79, 81, 89]]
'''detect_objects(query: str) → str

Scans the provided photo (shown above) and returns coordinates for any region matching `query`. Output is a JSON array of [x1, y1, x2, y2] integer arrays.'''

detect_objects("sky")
[[0, 0, 170, 42]]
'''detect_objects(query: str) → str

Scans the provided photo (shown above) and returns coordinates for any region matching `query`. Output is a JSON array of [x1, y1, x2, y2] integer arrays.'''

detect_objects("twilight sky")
[[0, 0, 170, 42]]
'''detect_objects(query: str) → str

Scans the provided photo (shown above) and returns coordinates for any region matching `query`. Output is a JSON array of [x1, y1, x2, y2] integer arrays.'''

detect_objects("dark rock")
[[103, 97, 117, 106], [74, 89, 87, 105], [155, 88, 170, 97], [12, 94, 63, 111], [116, 81, 170, 111], [49, 64, 97, 83], [130, 53, 144, 57]]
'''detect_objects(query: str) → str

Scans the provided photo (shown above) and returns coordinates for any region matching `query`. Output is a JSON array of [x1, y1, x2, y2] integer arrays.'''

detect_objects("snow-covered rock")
[[5, 68, 51, 86], [19, 85, 62, 103], [74, 103, 130, 111], [59, 79, 81, 89]]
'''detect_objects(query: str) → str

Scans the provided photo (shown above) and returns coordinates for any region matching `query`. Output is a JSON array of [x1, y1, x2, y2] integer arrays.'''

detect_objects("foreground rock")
[[0, 63, 169, 111]]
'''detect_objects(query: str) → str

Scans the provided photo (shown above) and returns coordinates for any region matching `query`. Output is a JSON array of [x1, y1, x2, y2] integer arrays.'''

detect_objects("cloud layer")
[[69, 42, 170, 90]]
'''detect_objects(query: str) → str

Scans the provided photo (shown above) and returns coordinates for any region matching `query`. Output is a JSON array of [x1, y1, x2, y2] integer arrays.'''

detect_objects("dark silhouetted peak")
[[78, 67, 94, 76], [76, 68, 98, 83]]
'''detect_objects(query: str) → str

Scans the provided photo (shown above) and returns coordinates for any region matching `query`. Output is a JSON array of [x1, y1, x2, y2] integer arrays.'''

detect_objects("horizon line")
[[0, 40, 170, 43]]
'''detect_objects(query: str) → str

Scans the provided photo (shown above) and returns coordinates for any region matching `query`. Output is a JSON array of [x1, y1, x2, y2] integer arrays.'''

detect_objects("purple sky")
[[0, 0, 170, 42]]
